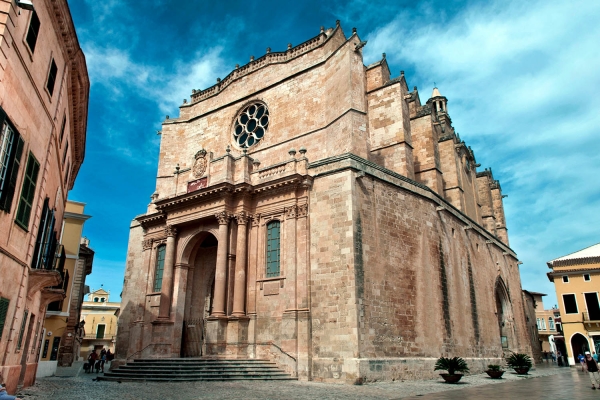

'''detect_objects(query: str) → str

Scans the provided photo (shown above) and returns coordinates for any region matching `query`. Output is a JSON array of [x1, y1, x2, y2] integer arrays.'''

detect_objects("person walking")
[[551, 351, 556, 363], [579, 353, 586, 371], [557, 350, 563, 366], [543, 350, 549, 362], [584, 351, 600, 390]]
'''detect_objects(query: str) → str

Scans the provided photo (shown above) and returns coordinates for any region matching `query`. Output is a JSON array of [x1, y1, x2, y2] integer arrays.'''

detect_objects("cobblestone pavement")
[[16, 363, 587, 400]]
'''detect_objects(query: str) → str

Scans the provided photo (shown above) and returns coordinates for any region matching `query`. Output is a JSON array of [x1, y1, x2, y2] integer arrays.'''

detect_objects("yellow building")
[[528, 292, 562, 355], [37, 201, 93, 377], [80, 289, 120, 358], [548, 242, 600, 365]]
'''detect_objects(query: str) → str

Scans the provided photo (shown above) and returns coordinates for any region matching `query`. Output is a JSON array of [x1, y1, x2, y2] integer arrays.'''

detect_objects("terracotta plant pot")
[[439, 373, 463, 383], [513, 367, 530, 375], [485, 370, 505, 379]]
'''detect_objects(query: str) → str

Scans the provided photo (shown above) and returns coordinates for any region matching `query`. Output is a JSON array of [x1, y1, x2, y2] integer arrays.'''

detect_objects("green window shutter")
[[0, 297, 9, 340], [16, 309, 28, 350], [266, 221, 280, 277], [15, 153, 40, 230], [153, 245, 166, 292], [0, 135, 25, 213]]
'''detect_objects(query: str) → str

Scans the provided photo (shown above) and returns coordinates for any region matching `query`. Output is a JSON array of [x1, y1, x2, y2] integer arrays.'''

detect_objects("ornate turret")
[[428, 86, 448, 115]]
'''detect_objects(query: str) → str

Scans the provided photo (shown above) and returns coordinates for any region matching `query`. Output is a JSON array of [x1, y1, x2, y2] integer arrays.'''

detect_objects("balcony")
[[83, 334, 115, 341], [583, 312, 600, 323]]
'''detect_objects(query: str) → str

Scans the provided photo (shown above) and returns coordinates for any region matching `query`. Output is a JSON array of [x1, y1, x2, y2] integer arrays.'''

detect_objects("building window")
[[25, 10, 40, 53], [554, 312, 560, 318], [16, 309, 29, 350], [64, 161, 70, 186], [58, 114, 66, 144], [0, 297, 9, 340], [62, 142, 68, 165], [15, 153, 40, 230], [536, 318, 546, 330], [100, 298, 105, 303], [0, 112, 25, 213], [562, 275, 569, 283], [153, 244, 166, 292], [563, 294, 578, 314], [584, 274, 591, 282], [233, 102, 269, 148], [549, 317, 555, 330], [31, 198, 58, 270], [46, 59, 58, 96], [93, 297, 99, 302], [266, 220, 281, 277], [49, 337, 60, 360]]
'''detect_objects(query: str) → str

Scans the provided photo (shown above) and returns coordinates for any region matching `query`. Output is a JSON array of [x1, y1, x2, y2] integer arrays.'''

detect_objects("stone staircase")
[[97, 358, 297, 382]]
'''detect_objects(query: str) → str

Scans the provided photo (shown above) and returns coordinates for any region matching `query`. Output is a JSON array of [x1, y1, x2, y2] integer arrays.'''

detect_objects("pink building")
[[0, 0, 88, 392]]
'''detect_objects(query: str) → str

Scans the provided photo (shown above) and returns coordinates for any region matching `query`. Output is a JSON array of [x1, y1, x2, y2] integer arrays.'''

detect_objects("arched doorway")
[[495, 277, 514, 352], [570, 333, 590, 365], [181, 233, 218, 357]]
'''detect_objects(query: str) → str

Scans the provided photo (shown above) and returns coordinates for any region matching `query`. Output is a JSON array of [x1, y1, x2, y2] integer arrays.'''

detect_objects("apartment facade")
[[37, 200, 92, 377], [0, 0, 88, 392], [548, 243, 600, 365], [80, 289, 119, 358]]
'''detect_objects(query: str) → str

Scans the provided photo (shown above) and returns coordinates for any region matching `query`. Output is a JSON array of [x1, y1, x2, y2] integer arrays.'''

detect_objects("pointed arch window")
[[266, 221, 280, 277], [153, 244, 166, 292]]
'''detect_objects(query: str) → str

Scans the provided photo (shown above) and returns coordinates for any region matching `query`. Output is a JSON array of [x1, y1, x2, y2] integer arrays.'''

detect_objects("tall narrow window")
[[31, 198, 57, 269], [16, 309, 29, 350], [25, 10, 40, 53], [15, 153, 40, 230], [563, 294, 578, 314], [153, 244, 166, 292], [46, 59, 58, 96], [266, 220, 281, 277], [96, 324, 105, 339], [549, 317, 555, 330], [62, 142, 68, 165], [0, 297, 9, 340], [58, 114, 66, 144], [0, 111, 25, 212]]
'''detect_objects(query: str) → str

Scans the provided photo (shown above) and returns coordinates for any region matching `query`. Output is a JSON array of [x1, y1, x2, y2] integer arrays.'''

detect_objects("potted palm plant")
[[434, 356, 470, 383], [505, 352, 532, 374], [485, 364, 505, 379]]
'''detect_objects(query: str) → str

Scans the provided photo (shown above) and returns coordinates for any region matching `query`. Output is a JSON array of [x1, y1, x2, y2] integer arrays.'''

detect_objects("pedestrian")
[[100, 352, 106, 373], [584, 351, 600, 390], [557, 350, 562, 366], [543, 350, 549, 362], [594, 351, 599, 363], [551, 351, 556, 363], [0, 382, 21, 400], [87, 350, 98, 374], [579, 353, 586, 371]]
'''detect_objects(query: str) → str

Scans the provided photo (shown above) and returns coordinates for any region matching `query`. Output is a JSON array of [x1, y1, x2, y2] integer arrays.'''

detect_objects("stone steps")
[[98, 358, 297, 382]]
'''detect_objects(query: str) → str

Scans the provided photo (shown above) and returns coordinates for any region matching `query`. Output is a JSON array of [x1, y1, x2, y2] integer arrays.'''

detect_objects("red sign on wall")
[[187, 177, 208, 193]]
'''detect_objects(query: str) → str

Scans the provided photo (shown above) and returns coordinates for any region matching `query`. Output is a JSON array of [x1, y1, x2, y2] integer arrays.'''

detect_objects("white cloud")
[[362, 0, 600, 306]]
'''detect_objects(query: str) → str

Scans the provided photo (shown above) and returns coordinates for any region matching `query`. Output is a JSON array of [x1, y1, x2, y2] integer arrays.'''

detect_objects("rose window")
[[233, 103, 269, 148]]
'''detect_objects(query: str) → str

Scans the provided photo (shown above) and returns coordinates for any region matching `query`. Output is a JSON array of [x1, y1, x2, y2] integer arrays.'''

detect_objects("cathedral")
[[115, 22, 532, 383]]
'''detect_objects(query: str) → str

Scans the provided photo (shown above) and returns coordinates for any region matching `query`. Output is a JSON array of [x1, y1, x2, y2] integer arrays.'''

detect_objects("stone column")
[[211, 211, 230, 317], [158, 225, 177, 319], [232, 212, 249, 317]]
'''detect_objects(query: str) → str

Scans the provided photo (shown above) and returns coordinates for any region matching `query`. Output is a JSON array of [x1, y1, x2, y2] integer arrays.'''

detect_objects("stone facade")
[[0, 0, 89, 393], [116, 22, 531, 383]]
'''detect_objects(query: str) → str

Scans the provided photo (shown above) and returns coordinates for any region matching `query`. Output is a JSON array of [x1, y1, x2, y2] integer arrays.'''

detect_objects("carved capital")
[[251, 213, 261, 226], [165, 225, 178, 237], [142, 239, 153, 250], [285, 205, 298, 219], [215, 211, 231, 225], [297, 203, 308, 218], [235, 211, 250, 225]]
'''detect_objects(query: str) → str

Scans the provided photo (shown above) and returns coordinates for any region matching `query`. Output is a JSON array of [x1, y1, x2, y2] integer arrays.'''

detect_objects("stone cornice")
[[45, 0, 90, 189], [309, 153, 518, 258]]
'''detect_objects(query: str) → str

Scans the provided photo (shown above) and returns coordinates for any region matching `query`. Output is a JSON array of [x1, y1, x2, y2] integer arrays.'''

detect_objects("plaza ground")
[[16, 362, 595, 399]]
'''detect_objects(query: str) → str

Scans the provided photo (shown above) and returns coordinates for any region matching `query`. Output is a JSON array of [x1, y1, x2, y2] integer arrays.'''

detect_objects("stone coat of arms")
[[193, 149, 208, 177]]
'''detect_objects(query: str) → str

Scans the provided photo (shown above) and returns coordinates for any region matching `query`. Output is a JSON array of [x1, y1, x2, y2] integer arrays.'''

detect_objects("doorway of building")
[[571, 333, 590, 365], [181, 233, 217, 357], [495, 278, 513, 352]]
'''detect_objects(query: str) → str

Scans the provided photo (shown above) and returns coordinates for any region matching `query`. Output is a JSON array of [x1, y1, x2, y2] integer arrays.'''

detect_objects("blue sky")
[[66, 0, 600, 309]]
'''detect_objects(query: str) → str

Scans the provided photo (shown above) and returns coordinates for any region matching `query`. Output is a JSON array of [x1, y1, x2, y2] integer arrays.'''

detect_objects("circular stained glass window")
[[233, 103, 269, 148]]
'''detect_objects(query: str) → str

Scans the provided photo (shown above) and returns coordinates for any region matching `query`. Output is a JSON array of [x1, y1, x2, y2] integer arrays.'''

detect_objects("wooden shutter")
[[0, 297, 9, 340]]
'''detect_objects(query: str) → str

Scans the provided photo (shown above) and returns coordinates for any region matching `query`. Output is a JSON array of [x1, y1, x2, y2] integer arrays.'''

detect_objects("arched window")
[[266, 221, 280, 277], [153, 244, 166, 292], [100, 298, 105, 303], [549, 317, 555, 330], [93, 297, 98, 302]]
